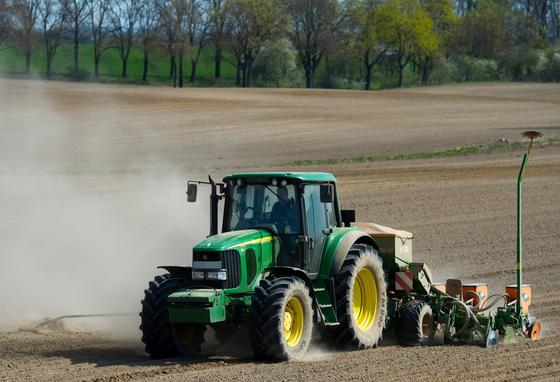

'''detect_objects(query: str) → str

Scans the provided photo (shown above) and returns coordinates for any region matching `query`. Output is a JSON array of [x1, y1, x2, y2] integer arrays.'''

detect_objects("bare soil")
[[1, 79, 559, 381]]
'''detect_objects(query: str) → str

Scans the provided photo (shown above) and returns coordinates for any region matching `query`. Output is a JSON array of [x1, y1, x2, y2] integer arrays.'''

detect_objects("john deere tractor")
[[141, 164, 541, 361]]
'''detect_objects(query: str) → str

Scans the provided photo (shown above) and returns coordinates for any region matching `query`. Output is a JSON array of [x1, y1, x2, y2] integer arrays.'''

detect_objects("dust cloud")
[[0, 81, 209, 335]]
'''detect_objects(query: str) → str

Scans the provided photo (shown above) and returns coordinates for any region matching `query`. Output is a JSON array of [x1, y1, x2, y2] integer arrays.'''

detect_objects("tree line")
[[1, 0, 560, 89]]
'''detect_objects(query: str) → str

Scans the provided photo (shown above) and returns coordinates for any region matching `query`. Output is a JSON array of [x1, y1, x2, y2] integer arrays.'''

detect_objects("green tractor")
[[140, 172, 390, 360], [140, 165, 541, 360]]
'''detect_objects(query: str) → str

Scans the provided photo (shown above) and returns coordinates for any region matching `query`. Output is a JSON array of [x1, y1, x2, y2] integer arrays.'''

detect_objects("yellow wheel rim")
[[283, 296, 304, 347], [352, 267, 378, 331]]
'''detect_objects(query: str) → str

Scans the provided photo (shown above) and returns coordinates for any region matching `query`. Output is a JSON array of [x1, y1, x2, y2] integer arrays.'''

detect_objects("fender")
[[265, 266, 315, 294], [158, 266, 192, 280], [318, 228, 379, 279]]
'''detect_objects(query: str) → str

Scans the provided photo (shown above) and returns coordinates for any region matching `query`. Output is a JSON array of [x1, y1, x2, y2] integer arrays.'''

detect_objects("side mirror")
[[320, 184, 334, 203], [186, 183, 198, 202], [341, 209, 355, 227]]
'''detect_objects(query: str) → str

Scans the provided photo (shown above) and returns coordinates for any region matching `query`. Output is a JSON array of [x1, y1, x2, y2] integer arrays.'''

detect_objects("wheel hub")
[[283, 296, 304, 347], [284, 311, 293, 331]]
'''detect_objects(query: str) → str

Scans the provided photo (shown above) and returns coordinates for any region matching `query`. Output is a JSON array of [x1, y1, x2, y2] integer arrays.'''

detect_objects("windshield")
[[225, 184, 300, 234]]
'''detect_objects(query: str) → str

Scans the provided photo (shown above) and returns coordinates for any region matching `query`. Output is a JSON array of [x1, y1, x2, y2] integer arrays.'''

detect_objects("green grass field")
[[282, 137, 560, 167], [0, 43, 239, 86]]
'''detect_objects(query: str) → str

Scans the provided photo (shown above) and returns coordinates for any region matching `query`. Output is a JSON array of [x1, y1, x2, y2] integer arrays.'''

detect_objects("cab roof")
[[223, 172, 336, 183]]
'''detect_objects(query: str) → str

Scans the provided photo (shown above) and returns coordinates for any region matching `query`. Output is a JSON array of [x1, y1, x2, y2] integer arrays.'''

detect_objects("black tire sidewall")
[[348, 250, 387, 346], [250, 276, 314, 361], [281, 280, 314, 358]]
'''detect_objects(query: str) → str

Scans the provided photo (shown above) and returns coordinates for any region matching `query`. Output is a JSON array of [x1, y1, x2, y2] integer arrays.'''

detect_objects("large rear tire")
[[140, 274, 205, 358], [323, 243, 387, 349], [250, 276, 314, 361]]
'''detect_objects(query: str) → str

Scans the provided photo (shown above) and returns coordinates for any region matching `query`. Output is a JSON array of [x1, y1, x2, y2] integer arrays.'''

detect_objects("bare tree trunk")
[[25, 52, 32, 74], [237, 61, 242, 86], [214, 47, 222, 79], [398, 54, 406, 88], [421, 63, 429, 85], [121, 57, 128, 77], [305, 70, 312, 88], [94, 57, 100, 78], [244, 59, 253, 88], [178, 52, 184, 88], [143, 51, 149, 82], [364, 63, 373, 90], [169, 55, 175, 78], [45, 39, 60, 79], [73, 22, 79, 75], [242, 62, 247, 87], [190, 61, 197, 83], [46, 58, 52, 78]]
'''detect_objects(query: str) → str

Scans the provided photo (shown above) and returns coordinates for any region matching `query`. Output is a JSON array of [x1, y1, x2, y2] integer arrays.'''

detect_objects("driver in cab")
[[270, 186, 297, 233]]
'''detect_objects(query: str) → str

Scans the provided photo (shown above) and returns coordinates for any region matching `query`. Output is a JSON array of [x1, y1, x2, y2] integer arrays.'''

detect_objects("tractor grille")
[[193, 250, 241, 289], [221, 250, 241, 289]]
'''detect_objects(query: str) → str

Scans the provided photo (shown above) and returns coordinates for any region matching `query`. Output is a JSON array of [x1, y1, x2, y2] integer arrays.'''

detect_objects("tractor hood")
[[193, 229, 273, 251]]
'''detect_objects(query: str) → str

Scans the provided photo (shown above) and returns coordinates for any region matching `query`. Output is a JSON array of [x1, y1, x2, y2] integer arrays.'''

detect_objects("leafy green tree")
[[226, 0, 288, 87], [448, 0, 540, 80], [350, 0, 387, 90], [253, 37, 303, 87], [417, 0, 456, 84], [377, 0, 437, 87]]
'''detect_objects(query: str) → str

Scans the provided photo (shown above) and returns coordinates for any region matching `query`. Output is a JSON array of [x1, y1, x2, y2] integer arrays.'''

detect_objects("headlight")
[[192, 270, 205, 280], [207, 270, 227, 281]]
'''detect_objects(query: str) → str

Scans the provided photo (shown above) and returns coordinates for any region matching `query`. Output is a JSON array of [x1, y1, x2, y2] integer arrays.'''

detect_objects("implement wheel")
[[250, 276, 313, 361], [529, 320, 541, 341], [140, 274, 205, 358], [323, 243, 387, 349], [399, 300, 434, 346]]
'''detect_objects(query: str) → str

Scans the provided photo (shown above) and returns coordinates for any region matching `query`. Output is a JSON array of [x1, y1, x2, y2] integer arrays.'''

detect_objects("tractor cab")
[[187, 172, 350, 275]]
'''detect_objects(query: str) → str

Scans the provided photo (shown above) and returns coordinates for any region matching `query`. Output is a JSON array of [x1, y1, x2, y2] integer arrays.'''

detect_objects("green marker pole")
[[515, 131, 542, 320], [516, 153, 528, 320]]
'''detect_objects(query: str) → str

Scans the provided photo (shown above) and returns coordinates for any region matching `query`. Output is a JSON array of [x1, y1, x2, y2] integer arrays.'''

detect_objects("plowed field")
[[1, 79, 559, 381]]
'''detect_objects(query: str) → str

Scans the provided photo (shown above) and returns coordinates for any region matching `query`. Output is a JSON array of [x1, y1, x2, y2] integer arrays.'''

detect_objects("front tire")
[[324, 243, 387, 349], [250, 276, 314, 361], [140, 274, 205, 358]]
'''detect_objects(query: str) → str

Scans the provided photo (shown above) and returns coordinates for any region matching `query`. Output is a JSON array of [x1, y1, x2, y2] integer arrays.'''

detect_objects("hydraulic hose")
[[476, 294, 508, 313]]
